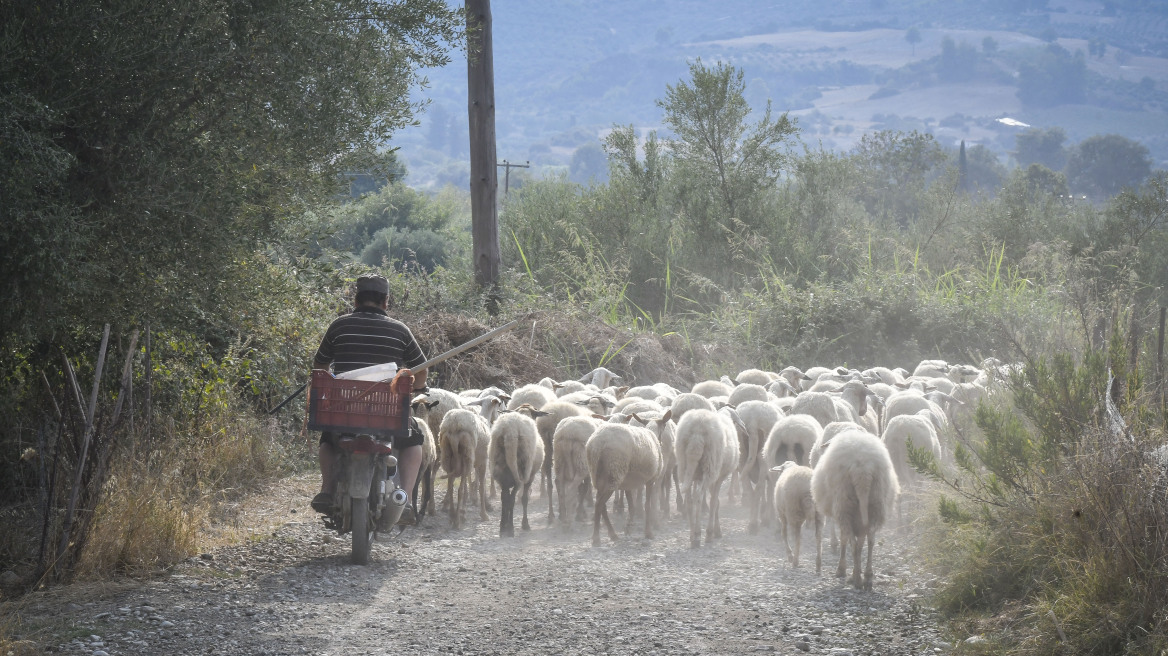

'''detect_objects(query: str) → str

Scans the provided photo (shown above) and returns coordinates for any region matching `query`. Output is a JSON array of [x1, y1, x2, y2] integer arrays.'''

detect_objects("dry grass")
[[405, 309, 702, 391]]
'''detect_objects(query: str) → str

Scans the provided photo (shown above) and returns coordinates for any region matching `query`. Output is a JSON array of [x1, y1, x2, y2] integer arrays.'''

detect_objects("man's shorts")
[[319, 417, 425, 450]]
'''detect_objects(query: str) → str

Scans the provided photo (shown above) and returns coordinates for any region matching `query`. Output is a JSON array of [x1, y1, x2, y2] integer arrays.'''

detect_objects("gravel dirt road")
[[14, 475, 953, 656]]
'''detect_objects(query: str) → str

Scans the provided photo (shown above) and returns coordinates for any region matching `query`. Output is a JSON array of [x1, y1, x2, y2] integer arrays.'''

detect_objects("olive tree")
[[0, 0, 463, 353]]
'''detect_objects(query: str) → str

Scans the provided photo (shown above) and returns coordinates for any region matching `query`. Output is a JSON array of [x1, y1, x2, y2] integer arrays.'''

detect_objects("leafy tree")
[[1017, 45, 1087, 107], [939, 37, 978, 82], [328, 181, 458, 255], [1065, 134, 1152, 198], [657, 58, 798, 286], [0, 0, 463, 353], [905, 27, 922, 55], [569, 142, 610, 185], [1098, 171, 1168, 253], [852, 130, 947, 227], [963, 144, 1008, 194], [1013, 127, 1068, 171], [1017, 164, 1070, 198]]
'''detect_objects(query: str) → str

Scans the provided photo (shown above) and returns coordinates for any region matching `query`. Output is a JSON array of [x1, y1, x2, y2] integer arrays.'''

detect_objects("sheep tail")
[[854, 468, 875, 528], [678, 437, 703, 490], [505, 431, 522, 484]]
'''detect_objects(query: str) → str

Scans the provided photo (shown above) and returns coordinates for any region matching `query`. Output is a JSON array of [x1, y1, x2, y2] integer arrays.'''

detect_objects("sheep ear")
[[427, 400, 440, 409], [591, 413, 608, 420], [616, 386, 630, 396], [660, 409, 673, 423], [463, 397, 485, 407], [532, 409, 551, 418]]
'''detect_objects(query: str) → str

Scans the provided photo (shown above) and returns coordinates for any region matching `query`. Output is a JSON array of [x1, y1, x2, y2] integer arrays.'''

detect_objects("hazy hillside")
[[391, 0, 1168, 189]]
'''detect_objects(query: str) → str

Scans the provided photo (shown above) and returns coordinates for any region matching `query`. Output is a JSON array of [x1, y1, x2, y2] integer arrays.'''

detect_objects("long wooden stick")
[[55, 324, 111, 571]]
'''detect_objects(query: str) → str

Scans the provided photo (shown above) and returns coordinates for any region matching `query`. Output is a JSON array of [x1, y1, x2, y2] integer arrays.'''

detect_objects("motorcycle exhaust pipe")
[[378, 485, 408, 529]]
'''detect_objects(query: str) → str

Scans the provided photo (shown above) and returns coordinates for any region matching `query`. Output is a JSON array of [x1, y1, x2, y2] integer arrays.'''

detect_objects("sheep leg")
[[705, 483, 719, 545], [557, 476, 570, 531], [711, 476, 727, 540], [686, 486, 701, 549], [792, 517, 804, 568], [593, 488, 616, 547], [644, 482, 655, 539], [728, 470, 739, 506], [576, 477, 593, 522], [851, 531, 864, 589], [814, 513, 823, 575], [477, 466, 489, 520], [520, 481, 533, 531], [544, 455, 555, 525], [836, 520, 852, 579], [448, 473, 459, 528], [746, 478, 760, 535], [781, 518, 794, 566], [500, 485, 516, 538], [673, 466, 684, 513], [828, 517, 839, 553], [863, 525, 876, 591]]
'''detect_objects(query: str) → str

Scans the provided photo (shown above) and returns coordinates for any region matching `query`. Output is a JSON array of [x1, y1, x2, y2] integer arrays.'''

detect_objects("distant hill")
[[391, 0, 1168, 189]]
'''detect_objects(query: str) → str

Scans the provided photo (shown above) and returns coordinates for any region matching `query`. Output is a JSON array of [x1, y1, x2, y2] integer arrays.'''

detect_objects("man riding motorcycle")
[[310, 273, 428, 526]]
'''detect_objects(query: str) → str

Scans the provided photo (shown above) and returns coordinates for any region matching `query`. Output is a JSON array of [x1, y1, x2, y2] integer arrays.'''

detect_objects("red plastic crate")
[[307, 369, 414, 438]]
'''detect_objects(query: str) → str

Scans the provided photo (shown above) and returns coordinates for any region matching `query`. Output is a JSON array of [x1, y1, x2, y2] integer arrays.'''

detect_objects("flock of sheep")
[[405, 358, 1008, 591]]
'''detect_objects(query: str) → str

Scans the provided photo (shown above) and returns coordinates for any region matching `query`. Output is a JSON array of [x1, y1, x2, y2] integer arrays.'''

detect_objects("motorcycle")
[[308, 369, 415, 565]]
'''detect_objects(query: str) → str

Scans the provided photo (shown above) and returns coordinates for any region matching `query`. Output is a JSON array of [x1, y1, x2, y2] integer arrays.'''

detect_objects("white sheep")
[[578, 366, 623, 389], [409, 396, 441, 524], [727, 383, 770, 406], [734, 400, 783, 534], [777, 366, 811, 389], [585, 418, 665, 546], [490, 404, 547, 538], [881, 412, 941, 490], [691, 378, 734, 398], [831, 380, 884, 435], [735, 368, 777, 386], [534, 399, 592, 523], [552, 415, 604, 531], [811, 428, 900, 590], [612, 396, 665, 416], [912, 359, 949, 378], [669, 392, 716, 423], [809, 421, 867, 468], [763, 414, 823, 470], [789, 391, 842, 429], [765, 378, 800, 398], [416, 387, 464, 445], [883, 389, 948, 429], [770, 461, 822, 572], [438, 408, 492, 529], [507, 383, 557, 412], [675, 407, 741, 548]]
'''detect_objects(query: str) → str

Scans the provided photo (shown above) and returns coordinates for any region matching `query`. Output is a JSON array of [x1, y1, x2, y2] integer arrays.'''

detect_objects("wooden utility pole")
[[497, 160, 530, 197], [467, 0, 500, 296]]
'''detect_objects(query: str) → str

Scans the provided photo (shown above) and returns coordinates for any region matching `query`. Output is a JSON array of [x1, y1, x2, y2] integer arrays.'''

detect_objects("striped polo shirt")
[[313, 306, 427, 374]]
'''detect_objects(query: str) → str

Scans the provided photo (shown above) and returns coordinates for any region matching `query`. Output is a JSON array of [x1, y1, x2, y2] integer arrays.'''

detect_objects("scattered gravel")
[[15, 479, 952, 655]]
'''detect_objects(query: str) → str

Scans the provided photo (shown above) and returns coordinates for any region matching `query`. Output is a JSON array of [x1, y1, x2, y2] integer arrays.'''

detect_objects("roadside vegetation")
[[2, 3, 1167, 655]]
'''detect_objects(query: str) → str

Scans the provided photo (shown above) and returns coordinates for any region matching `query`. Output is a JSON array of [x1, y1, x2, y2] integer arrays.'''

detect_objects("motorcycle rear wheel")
[[351, 497, 373, 565]]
